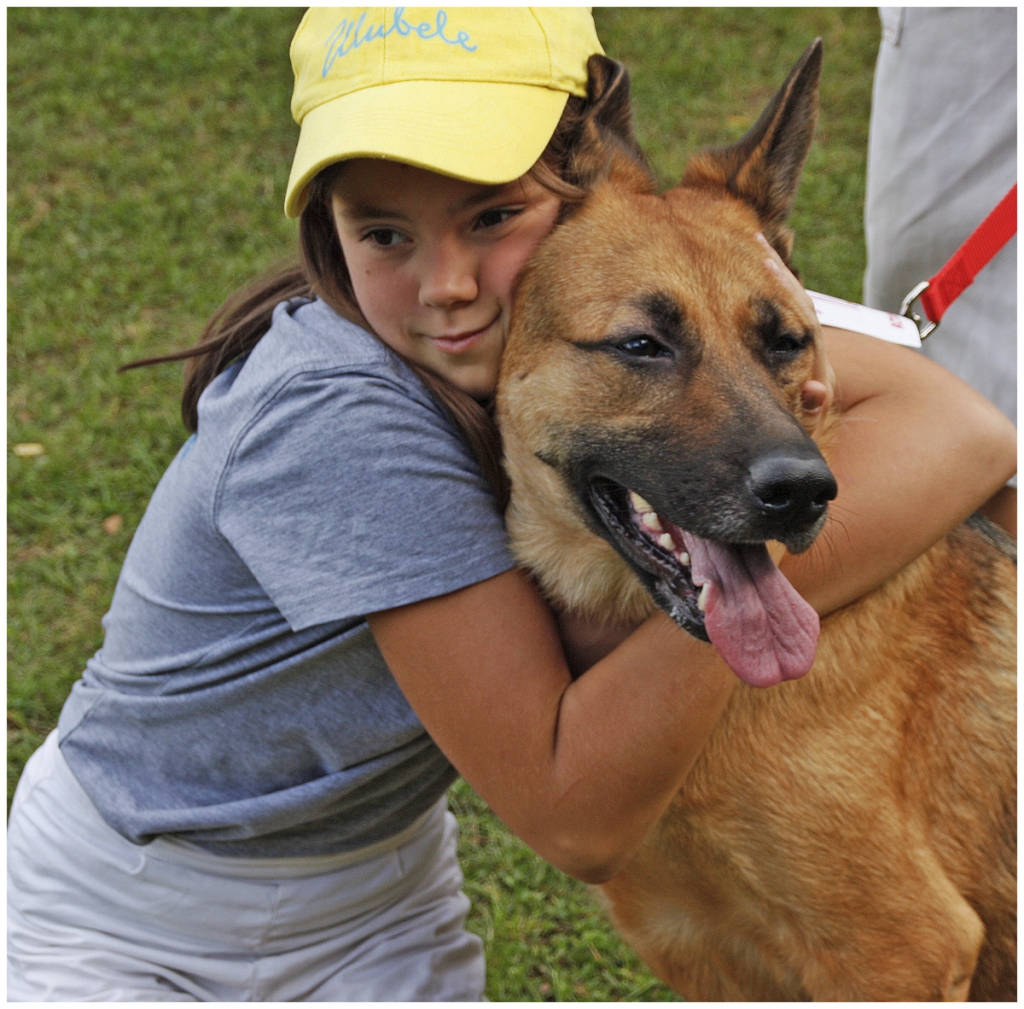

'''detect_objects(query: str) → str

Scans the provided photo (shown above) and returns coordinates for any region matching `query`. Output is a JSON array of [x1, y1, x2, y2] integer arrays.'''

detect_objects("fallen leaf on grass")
[[103, 514, 123, 535], [13, 443, 45, 457]]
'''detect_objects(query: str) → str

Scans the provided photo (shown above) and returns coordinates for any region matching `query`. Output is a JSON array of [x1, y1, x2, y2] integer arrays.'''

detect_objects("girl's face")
[[331, 159, 561, 399]]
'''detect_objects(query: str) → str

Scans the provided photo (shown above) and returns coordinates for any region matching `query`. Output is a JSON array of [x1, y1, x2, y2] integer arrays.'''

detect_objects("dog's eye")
[[765, 333, 808, 362], [617, 335, 671, 359]]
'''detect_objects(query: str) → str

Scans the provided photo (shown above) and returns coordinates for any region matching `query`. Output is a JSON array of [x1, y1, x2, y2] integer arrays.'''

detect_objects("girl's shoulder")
[[255, 297, 417, 387], [195, 298, 512, 632], [197, 297, 440, 440]]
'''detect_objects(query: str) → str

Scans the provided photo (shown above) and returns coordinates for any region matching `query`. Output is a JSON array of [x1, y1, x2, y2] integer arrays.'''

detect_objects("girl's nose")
[[419, 240, 479, 309]]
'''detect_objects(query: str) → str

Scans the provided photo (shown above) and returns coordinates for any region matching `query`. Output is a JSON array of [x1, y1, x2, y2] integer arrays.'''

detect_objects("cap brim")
[[284, 80, 570, 218]]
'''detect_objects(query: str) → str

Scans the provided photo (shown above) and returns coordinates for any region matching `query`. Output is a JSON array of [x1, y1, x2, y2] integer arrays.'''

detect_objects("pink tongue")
[[681, 531, 819, 687]]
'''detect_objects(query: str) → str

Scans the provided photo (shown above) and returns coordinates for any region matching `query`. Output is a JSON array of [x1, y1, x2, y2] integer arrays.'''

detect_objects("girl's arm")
[[371, 328, 1015, 885], [979, 485, 1016, 539], [369, 570, 734, 884], [779, 326, 1017, 615]]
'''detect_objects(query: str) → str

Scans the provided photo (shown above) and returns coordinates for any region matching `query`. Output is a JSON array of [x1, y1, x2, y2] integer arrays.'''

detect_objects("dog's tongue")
[[681, 532, 819, 688]]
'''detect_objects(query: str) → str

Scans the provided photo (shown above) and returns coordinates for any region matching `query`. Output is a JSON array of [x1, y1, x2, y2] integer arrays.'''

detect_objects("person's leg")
[[7, 732, 256, 1001], [311, 805, 485, 1001], [863, 7, 1017, 426], [249, 800, 486, 1002], [9, 735, 485, 1002]]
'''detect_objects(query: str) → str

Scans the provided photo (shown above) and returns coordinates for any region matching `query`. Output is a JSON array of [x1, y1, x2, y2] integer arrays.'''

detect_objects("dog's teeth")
[[678, 551, 690, 566], [641, 512, 663, 532], [657, 532, 675, 550], [629, 491, 653, 513], [697, 584, 710, 612]]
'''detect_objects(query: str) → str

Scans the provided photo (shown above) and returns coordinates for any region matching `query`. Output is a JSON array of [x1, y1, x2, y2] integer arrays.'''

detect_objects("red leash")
[[900, 184, 1017, 340]]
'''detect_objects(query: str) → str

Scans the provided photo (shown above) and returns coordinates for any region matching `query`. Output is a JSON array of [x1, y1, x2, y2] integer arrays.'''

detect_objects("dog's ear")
[[585, 54, 637, 148], [565, 55, 655, 197], [681, 39, 822, 262]]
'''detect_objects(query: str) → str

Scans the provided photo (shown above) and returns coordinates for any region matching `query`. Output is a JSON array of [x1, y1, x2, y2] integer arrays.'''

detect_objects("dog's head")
[[498, 42, 835, 686]]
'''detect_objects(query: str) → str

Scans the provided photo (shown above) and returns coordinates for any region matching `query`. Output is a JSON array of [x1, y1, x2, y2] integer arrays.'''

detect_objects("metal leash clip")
[[898, 281, 939, 341]]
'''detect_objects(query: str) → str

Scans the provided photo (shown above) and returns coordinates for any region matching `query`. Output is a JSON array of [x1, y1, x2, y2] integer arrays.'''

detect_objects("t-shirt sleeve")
[[215, 365, 515, 631]]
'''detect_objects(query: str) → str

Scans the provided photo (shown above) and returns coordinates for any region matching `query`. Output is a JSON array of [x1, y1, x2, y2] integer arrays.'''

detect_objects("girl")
[[8, 8, 1015, 1002]]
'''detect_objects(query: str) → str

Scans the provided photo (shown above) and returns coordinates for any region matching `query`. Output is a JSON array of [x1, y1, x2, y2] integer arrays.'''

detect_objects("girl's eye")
[[476, 207, 520, 230], [364, 228, 407, 248]]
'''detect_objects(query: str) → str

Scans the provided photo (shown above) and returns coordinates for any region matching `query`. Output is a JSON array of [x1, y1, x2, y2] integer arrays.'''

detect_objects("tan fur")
[[496, 45, 1016, 1002]]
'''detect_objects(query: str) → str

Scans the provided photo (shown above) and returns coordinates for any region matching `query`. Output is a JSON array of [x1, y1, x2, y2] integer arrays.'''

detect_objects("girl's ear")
[[566, 55, 655, 197], [679, 38, 823, 263]]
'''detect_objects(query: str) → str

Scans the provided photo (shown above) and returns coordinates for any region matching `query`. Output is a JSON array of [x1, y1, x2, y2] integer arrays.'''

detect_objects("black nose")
[[746, 451, 837, 531]]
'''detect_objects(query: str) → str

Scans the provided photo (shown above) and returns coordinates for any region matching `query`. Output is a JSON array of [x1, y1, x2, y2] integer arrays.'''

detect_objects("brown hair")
[[123, 58, 639, 509]]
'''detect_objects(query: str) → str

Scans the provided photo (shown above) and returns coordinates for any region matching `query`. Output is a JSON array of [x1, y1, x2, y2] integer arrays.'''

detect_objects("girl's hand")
[[756, 232, 835, 439]]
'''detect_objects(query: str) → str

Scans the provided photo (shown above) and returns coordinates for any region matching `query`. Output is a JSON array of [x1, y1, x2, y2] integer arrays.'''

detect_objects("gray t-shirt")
[[57, 298, 515, 857]]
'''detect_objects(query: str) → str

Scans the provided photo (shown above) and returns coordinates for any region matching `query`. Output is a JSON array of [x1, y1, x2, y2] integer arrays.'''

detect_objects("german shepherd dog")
[[497, 42, 1016, 1001]]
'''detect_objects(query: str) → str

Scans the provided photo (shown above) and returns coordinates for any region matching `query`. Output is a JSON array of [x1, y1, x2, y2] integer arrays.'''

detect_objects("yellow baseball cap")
[[284, 7, 603, 217]]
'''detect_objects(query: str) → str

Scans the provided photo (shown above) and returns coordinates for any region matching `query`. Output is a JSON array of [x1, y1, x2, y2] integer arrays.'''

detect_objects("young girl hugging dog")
[[7, 8, 1016, 1002]]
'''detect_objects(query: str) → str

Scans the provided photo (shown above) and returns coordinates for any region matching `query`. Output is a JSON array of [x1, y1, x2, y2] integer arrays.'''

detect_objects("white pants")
[[7, 731, 485, 1001]]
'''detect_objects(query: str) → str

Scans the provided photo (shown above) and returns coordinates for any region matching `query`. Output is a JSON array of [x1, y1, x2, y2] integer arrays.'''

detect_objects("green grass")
[[8, 7, 881, 1000], [450, 780, 679, 1001]]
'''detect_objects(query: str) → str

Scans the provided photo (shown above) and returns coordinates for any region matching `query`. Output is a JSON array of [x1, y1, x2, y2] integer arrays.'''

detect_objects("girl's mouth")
[[428, 318, 498, 354]]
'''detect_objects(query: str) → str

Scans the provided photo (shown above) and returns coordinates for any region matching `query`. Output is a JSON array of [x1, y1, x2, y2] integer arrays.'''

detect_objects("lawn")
[[8, 7, 882, 1000]]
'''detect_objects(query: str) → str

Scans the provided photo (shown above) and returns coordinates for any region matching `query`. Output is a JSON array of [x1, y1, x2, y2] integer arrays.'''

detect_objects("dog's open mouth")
[[589, 480, 820, 688], [589, 479, 709, 638]]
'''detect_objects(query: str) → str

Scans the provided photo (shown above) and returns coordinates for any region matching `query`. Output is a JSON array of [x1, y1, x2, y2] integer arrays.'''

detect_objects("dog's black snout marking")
[[747, 453, 838, 528]]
